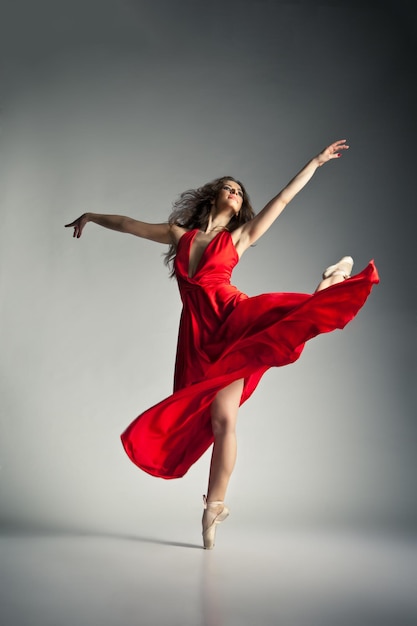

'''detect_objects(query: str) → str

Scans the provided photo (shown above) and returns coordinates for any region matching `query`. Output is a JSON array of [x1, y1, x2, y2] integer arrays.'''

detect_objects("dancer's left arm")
[[236, 139, 349, 250]]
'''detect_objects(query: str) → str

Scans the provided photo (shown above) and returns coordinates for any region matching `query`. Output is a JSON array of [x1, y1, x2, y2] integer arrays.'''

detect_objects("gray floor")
[[1, 526, 417, 626]]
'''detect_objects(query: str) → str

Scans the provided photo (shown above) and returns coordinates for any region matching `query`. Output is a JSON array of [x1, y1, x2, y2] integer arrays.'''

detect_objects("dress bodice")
[[175, 229, 238, 285], [174, 229, 248, 328], [173, 229, 248, 390]]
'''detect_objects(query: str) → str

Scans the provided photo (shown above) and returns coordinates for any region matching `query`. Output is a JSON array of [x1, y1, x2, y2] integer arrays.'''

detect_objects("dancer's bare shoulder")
[[169, 223, 189, 246], [230, 224, 252, 257]]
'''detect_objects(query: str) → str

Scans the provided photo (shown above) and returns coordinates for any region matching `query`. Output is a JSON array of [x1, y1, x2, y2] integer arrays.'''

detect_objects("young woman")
[[66, 139, 379, 549]]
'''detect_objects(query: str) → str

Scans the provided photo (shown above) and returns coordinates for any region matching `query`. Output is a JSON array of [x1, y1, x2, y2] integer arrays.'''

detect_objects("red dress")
[[121, 229, 379, 479]]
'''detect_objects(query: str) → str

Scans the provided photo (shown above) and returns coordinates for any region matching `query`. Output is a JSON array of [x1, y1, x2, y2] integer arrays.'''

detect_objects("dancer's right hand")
[[65, 213, 89, 238]]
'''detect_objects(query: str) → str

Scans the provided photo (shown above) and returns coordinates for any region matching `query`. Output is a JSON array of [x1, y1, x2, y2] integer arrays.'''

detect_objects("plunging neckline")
[[187, 229, 225, 279]]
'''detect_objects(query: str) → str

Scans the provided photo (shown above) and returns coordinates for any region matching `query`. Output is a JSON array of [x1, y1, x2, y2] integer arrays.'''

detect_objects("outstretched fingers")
[[329, 139, 349, 158], [65, 215, 87, 238], [317, 139, 349, 165], [64, 222, 79, 238]]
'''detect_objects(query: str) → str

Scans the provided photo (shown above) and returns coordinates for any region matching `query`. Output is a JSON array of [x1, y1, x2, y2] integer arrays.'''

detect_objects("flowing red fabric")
[[121, 229, 379, 479]]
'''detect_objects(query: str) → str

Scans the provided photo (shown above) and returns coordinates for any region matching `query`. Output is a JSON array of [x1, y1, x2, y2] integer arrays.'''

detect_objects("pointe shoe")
[[322, 255, 354, 280], [202, 495, 229, 550]]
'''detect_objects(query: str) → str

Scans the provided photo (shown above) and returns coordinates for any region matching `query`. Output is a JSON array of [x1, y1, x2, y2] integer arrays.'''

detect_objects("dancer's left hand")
[[316, 139, 349, 166]]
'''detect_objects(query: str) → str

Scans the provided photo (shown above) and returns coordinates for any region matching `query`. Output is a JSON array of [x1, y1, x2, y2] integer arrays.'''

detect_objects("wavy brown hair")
[[164, 176, 255, 276]]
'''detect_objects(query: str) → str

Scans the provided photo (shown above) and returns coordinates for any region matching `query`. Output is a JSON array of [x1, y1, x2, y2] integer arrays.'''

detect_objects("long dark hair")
[[164, 176, 255, 276]]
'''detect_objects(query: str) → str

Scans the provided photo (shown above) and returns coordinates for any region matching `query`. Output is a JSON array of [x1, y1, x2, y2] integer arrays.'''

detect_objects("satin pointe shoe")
[[202, 495, 229, 550], [322, 255, 354, 280]]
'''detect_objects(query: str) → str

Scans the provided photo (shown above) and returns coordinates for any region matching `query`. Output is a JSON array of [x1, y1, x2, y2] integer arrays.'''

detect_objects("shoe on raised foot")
[[202, 495, 229, 550], [322, 255, 354, 280]]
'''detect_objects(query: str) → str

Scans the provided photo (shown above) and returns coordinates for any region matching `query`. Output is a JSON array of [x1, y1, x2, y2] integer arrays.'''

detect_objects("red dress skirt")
[[121, 229, 379, 479]]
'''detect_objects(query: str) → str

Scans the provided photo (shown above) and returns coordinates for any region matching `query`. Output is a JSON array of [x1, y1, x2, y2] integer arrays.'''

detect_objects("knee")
[[211, 411, 236, 436]]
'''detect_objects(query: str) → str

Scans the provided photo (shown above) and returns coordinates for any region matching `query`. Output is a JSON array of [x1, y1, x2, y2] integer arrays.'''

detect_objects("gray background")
[[0, 0, 416, 536]]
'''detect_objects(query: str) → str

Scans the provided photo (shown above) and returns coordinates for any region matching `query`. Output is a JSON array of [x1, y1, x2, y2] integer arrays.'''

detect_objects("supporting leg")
[[202, 378, 244, 549], [207, 378, 244, 502]]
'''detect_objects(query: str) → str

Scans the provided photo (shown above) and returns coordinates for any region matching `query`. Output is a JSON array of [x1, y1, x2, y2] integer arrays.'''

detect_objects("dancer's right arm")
[[65, 213, 184, 244]]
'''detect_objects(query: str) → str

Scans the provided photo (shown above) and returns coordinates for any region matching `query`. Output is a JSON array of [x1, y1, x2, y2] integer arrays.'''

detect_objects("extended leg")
[[315, 255, 353, 292]]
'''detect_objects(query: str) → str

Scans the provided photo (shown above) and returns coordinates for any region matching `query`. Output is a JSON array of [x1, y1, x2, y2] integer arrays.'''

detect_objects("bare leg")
[[315, 256, 353, 292], [315, 273, 346, 292], [202, 378, 244, 549], [207, 378, 244, 502]]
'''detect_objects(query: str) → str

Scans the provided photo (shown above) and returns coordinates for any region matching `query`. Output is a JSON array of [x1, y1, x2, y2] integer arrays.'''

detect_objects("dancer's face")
[[215, 180, 244, 214]]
